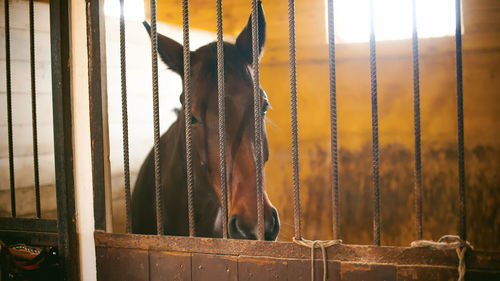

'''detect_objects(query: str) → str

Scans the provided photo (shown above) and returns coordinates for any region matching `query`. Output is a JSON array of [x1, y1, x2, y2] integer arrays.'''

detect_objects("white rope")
[[411, 235, 473, 281], [293, 238, 342, 281]]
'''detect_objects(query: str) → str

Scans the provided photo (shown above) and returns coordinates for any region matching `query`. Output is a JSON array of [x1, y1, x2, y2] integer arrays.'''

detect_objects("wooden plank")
[[340, 263, 396, 281], [192, 253, 237, 281], [288, 259, 340, 281], [238, 256, 288, 281], [150, 251, 191, 281], [96, 247, 149, 281], [94, 232, 500, 270], [397, 266, 456, 281], [466, 269, 500, 281]]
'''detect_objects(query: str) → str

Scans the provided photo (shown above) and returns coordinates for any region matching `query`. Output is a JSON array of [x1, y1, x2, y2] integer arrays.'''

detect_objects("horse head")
[[144, 2, 279, 240]]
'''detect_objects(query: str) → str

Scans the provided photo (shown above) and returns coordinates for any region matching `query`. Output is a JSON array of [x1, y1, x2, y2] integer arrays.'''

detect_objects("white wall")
[[0, 0, 54, 192]]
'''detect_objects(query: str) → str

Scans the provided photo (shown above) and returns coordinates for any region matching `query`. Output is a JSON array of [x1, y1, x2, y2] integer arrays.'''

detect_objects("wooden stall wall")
[[94, 233, 500, 281], [147, 0, 500, 250]]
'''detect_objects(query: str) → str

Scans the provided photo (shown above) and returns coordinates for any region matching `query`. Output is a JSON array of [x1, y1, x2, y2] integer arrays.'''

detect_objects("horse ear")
[[143, 21, 184, 75], [235, 1, 266, 64]]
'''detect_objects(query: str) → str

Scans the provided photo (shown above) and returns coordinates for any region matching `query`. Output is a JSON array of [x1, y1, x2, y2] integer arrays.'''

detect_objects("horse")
[[131, 2, 280, 241]]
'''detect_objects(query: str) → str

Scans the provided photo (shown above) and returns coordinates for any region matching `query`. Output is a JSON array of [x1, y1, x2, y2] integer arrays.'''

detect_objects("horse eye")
[[262, 102, 269, 115], [191, 115, 198, 124]]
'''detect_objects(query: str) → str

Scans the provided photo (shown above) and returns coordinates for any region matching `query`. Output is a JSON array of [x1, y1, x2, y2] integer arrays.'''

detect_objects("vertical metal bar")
[[50, 0, 80, 278], [86, 0, 107, 231], [30, 0, 42, 219], [411, 0, 423, 241], [455, 0, 466, 241], [4, 0, 16, 218], [182, 0, 196, 237], [287, 0, 301, 240], [149, 0, 163, 235], [369, 0, 381, 246], [119, 0, 132, 234], [251, 0, 264, 241], [216, 0, 228, 239], [327, 0, 340, 240]]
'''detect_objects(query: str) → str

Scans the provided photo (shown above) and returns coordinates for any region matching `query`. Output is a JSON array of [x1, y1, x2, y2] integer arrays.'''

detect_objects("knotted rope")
[[293, 238, 342, 281], [411, 235, 472, 281]]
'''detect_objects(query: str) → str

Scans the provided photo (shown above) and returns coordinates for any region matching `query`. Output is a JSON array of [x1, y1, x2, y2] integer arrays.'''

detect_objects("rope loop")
[[293, 237, 342, 281], [411, 235, 472, 281]]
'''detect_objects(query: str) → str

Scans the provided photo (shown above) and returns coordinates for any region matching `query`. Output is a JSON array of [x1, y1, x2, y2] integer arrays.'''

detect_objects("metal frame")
[[0, 0, 79, 279], [50, 0, 80, 279], [86, 0, 113, 232]]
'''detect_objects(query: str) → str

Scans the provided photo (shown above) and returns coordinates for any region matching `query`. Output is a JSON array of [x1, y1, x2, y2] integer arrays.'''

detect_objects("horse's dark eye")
[[262, 102, 269, 115], [191, 115, 198, 124]]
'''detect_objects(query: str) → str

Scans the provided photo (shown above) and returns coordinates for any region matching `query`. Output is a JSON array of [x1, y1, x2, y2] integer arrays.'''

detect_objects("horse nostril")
[[229, 215, 244, 239], [229, 215, 256, 240], [265, 208, 280, 241]]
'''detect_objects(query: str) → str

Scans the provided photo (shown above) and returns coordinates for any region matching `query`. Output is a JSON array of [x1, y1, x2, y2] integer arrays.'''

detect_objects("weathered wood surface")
[[95, 232, 500, 281]]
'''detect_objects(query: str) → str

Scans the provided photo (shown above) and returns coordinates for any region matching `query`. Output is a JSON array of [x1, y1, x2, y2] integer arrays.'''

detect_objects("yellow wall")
[[259, 0, 500, 249], [153, 0, 500, 249]]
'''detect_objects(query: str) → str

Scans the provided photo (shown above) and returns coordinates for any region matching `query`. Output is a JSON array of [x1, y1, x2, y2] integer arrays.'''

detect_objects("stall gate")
[[0, 0, 78, 280], [90, 0, 500, 280]]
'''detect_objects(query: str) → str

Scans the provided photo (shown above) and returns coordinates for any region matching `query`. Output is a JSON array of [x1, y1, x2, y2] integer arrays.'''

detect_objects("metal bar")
[[4, 0, 16, 218], [455, 0, 466, 241], [30, 0, 42, 219], [216, 0, 228, 239], [251, 0, 264, 241], [149, 0, 163, 235], [119, 0, 132, 234], [0, 230, 59, 246], [287, 0, 301, 240], [411, 0, 423, 241], [327, 0, 340, 240], [369, 0, 381, 246], [50, 0, 80, 278], [182, 0, 196, 237], [0, 218, 58, 233], [87, 0, 107, 231]]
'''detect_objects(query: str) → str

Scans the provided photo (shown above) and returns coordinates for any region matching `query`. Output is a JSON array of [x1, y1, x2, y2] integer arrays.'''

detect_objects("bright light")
[[104, 0, 145, 21], [328, 0, 456, 43]]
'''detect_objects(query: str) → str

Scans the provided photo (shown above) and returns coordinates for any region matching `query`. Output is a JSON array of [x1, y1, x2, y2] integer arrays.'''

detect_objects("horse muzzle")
[[228, 207, 280, 241]]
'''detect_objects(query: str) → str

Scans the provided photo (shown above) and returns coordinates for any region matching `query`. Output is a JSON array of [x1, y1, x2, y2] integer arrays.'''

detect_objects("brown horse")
[[131, 2, 279, 240]]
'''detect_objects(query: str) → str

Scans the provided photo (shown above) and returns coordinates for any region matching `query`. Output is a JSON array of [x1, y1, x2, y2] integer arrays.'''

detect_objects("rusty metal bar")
[[148, 0, 164, 235], [369, 0, 381, 246], [216, 0, 228, 239], [29, 0, 42, 219], [327, 0, 340, 240], [454, 0, 466, 241], [0, 230, 59, 246], [50, 0, 80, 277], [411, 0, 423, 241], [4, 0, 16, 218], [287, 0, 301, 240], [0, 218, 57, 233], [182, 0, 196, 237], [251, 0, 264, 241], [87, 0, 107, 231], [119, 0, 132, 234]]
